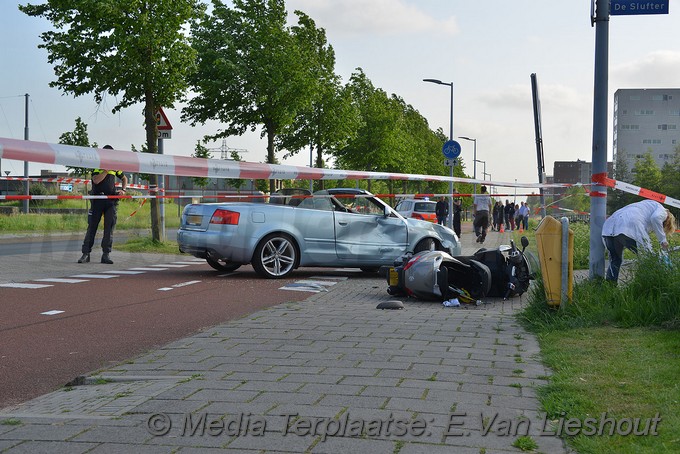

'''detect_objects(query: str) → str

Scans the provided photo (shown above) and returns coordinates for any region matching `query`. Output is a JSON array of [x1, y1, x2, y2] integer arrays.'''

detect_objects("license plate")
[[186, 215, 203, 226], [388, 268, 399, 286]]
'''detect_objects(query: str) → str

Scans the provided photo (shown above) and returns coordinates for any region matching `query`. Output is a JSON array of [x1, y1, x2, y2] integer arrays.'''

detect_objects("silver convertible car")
[[177, 188, 461, 278]]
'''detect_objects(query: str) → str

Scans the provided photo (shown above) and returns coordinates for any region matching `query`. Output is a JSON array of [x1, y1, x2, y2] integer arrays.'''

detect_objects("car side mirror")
[[384, 206, 391, 217]]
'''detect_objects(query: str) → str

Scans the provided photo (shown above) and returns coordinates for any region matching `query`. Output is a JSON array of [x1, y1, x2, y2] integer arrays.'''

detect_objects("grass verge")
[[518, 252, 680, 453], [115, 235, 182, 255]]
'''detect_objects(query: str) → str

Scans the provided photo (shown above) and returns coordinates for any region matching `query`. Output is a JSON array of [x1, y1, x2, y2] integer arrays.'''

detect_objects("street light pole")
[[459, 136, 477, 195], [423, 78, 454, 229], [474, 159, 486, 183]]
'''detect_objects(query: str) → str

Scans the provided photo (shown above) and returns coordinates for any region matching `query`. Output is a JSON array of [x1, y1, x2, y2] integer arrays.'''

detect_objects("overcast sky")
[[2, 0, 679, 190]]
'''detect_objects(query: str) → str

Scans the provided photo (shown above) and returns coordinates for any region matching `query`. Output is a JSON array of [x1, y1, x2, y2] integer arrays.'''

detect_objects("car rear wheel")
[[414, 238, 436, 253], [252, 233, 298, 278], [206, 257, 241, 273]]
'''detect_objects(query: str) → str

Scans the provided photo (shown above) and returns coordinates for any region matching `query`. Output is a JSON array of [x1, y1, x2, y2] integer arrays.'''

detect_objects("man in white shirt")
[[473, 185, 492, 243]]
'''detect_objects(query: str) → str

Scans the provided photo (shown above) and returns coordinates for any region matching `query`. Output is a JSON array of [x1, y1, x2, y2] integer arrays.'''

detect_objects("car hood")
[[405, 217, 455, 235]]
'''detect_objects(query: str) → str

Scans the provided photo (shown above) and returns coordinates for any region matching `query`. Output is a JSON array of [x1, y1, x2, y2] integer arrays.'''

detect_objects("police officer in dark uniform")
[[78, 145, 128, 264]]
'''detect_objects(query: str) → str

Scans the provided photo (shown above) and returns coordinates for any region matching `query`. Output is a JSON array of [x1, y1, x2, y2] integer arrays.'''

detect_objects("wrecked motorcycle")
[[381, 236, 534, 303]]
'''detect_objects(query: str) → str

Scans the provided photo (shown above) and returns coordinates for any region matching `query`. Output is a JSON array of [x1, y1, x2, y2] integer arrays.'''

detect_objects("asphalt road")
[[0, 240, 353, 409]]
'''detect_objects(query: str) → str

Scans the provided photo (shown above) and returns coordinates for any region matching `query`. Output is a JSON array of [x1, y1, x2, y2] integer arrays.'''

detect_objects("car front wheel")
[[414, 238, 436, 253], [206, 257, 241, 273], [252, 233, 298, 278]]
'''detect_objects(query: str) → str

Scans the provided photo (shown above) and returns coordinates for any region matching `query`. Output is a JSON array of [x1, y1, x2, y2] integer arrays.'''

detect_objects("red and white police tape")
[[592, 173, 680, 210], [0, 137, 570, 188], [1, 137, 678, 209]]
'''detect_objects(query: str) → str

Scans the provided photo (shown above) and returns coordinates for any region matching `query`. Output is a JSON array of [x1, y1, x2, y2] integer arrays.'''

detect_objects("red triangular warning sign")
[[155, 107, 173, 130]]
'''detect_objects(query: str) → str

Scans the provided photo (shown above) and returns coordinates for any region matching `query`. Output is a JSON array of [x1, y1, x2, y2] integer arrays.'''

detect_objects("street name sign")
[[610, 0, 669, 15]]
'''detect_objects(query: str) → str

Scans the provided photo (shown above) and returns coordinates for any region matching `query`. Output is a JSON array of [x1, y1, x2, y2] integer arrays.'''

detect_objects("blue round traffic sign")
[[442, 140, 461, 159]]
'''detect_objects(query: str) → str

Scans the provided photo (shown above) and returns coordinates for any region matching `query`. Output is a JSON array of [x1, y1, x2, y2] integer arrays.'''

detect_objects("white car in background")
[[394, 198, 438, 223]]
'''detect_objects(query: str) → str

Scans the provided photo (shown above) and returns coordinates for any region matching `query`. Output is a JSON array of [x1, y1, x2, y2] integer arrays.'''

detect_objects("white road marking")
[[41, 310, 65, 316], [157, 280, 202, 291], [34, 278, 88, 284], [151, 264, 188, 268], [310, 275, 348, 281], [99, 270, 146, 275], [294, 279, 338, 286], [0, 283, 53, 289], [279, 283, 329, 293], [128, 267, 167, 271], [172, 261, 206, 265], [172, 280, 201, 288], [70, 274, 119, 279]]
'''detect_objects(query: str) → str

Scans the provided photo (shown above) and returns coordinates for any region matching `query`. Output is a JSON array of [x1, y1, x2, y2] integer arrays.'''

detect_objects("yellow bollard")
[[535, 216, 573, 307]]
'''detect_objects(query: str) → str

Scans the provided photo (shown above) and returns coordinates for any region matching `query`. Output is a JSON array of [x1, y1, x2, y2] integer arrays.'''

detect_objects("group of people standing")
[[491, 200, 530, 232], [435, 194, 462, 238]]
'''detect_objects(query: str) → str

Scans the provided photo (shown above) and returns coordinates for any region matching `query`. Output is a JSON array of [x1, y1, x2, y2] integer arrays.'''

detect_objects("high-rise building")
[[613, 88, 680, 170]]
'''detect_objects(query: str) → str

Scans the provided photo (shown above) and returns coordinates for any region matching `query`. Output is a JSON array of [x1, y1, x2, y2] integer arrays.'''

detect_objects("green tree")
[[333, 69, 401, 183], [58, 117, 96, 176], [277, 12, 359, 191], [660, 144, 680, 202], [333, 69, 455, 197], [609, 151, 636, 213], [184, 0, 317, 192], [190, 141, 212, 191], [632, 151, 662, 193], [225, 150, 247, 193], [20, 0, 205, 242]]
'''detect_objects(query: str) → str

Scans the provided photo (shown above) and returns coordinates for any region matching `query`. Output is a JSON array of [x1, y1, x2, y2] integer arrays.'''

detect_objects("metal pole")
[[560, 217, 570, 309], [590, 0, 609, 279], [158, 138, 166, 241], [423, 78, 455, 229], [448, 83, 454, 230], [309, 144, 313, 193], [473, 140, 477, 195], [23, 94, 29, 214]]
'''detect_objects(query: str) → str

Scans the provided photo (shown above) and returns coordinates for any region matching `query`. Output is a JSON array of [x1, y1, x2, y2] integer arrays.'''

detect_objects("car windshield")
[[335, 193, 385, 215], [414, 202, 436, 213]]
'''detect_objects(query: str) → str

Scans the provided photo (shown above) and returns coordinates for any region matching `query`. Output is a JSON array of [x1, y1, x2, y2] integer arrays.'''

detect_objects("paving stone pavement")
[[0, 223, 572, 453]]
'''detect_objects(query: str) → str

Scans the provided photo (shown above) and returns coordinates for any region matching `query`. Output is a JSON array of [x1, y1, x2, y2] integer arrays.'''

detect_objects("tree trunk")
[[266, 122, 276, 193], [144, 93, 161, 242]]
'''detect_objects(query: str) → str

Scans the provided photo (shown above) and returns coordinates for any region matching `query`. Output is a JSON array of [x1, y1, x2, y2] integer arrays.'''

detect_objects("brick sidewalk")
[[0, 225, 570, 453]]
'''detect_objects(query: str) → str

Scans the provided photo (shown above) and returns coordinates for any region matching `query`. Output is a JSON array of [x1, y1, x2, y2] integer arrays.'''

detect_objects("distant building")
[[613, 88, 680, 170], [553, 160, 614, 185]]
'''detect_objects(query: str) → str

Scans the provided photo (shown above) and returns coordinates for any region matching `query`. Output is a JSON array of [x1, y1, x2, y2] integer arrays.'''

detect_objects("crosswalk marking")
[[150, 264, 189, 268], [98, 270, 146, 275], [70, 274, 119, 279], [34, 278, 88, 284], [128, 267, 167, 271], [0, 283, 53, 289]]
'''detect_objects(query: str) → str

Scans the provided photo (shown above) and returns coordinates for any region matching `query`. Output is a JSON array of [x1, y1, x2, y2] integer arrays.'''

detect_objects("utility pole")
[[23, 93, 29, 214], [589, 0, 610, 279]]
